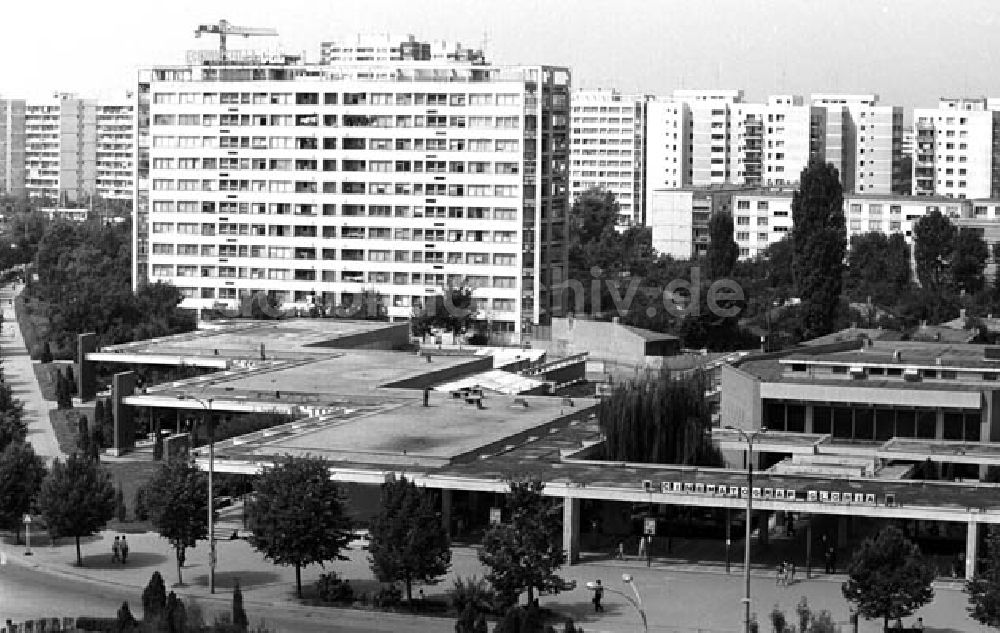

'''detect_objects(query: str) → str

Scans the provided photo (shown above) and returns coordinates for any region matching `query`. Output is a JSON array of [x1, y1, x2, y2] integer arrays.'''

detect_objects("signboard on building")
[[643, 518, 657, 536], [489, 507, 502, 525]]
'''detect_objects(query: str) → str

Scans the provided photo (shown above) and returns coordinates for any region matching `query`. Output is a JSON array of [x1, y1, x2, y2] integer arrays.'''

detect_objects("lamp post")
[[585, 574, 648, 633], [178, 394, 215, 594], [725, 425, 767, 633], [23, 514, 32, 556]]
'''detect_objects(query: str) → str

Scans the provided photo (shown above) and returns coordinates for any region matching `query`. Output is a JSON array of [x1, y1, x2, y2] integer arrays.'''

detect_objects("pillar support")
[[967, 520, 979, 580], [441, 489, 453, 538], [563, 496, 580, 565]]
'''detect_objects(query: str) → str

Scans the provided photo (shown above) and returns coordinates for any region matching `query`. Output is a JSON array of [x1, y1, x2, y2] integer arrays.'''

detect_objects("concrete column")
[[837, 516, 849, 547], [805, 520, 812, 579], [967, 521, 979, 580], [936, 409, 945, 440], [76, 332, 97, 402], [804, 405, 814, 434], [441, 489, 453, 538], [758, 511, 769, 546], [563, 496, 580, 564], [110, 371, 138, 456]]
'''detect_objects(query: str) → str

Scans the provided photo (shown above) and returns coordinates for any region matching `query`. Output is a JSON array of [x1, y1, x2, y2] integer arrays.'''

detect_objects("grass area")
[[48, 407, 90, 455], [32, 362, 67, 401], [103, 460, 160, 532]]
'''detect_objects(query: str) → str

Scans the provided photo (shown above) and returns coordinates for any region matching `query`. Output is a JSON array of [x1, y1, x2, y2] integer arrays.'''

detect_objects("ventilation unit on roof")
[[903, 367, 920, 381]]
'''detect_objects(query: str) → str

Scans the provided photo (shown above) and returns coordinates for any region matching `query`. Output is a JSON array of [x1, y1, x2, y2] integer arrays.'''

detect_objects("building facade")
[[811, 94, 907, 195], [134, 51, 570, 339], [569, 89, 648, 226], [912, 98, 1000, 199], [0, 94, 134, 203]]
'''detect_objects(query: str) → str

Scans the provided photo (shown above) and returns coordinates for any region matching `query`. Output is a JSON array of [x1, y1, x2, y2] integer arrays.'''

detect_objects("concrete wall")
[[111, 371, 138, 456], [538, 318, 654, 369], [76, 333, 97, 401], [381, 355, 493, 390], [305, 322, 410, 350]]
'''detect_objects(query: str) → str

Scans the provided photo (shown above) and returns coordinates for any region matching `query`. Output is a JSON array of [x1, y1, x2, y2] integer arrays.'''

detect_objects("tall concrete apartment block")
[[0, 93, 134, 202], [644, 90, 825, 214], [134, 50, 570, 340], [811, 94, 907, 194], [912, 98, 1000, 199], [0, 99, 25, 196], [569, 89, 648, 226]]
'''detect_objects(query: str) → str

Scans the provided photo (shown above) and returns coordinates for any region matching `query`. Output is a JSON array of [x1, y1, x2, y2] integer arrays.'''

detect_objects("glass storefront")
[[763, 400, 981, 442]]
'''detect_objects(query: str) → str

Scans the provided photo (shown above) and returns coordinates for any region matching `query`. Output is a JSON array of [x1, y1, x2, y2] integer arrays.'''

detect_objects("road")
[[0, 282, 63, 462], [0, 562, 454, 633]]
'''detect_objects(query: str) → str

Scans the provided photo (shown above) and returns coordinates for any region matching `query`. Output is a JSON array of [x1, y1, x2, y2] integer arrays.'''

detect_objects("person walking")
[[786, 561, 796, 585], [592, 579, 604, 613], [775, 562, 785, 586], [617, 540, 625, 560], [637, 535, 647, 559], [111, 536, 121, 563], [120, 535, 129, 564]]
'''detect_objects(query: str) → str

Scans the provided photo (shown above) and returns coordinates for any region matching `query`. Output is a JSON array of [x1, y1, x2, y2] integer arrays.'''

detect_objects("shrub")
[[40, 341, 53, 364], [134, 487, 149, 521], [449, 575, 495, 615], [73, 617, 117, 632], [314, 571, 355, 604], [372, 584, 402, 608]]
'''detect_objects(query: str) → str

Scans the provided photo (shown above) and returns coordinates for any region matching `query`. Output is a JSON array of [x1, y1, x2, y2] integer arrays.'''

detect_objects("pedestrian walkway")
[[0, 526, 986, 633], [0, 283, 62, 462]]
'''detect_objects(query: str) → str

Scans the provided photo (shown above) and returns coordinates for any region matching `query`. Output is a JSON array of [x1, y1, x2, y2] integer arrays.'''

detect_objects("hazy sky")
[[3, 0, 999, 109]]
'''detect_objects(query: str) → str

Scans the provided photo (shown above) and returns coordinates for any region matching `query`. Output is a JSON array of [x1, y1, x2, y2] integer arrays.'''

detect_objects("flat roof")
[[96, 319, 404, 362], [206, 393, 599, 469], [784, 343, 997, 370]]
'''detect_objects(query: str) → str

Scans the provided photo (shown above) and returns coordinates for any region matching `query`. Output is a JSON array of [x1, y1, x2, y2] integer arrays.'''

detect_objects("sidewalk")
[[0, 526, 986, 633], [0, 282, 62, 462]]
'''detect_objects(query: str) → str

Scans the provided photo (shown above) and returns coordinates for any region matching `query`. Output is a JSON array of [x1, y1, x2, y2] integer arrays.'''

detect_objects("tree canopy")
[[845, 232, 912, 304], [144, 458, 210, 586], [478, 480, 567, 607], [707, 211, 740, 279], [37, 452, 116, 565], [411, 284, 477, 337], [599, 369, 723, 466], [913, 210, 957, 290], [368, 474, 452, 603], [842, 525, 935, 631], [246, 455, 352, 598], [967, 528, 1000, 628], [952, 228, 990, 295], [0, 441, 46, 542], [791, 159, 846, 338]]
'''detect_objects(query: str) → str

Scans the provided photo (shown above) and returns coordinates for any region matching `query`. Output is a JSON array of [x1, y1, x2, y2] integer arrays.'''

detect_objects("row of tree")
[[21, 215, 196, 356]]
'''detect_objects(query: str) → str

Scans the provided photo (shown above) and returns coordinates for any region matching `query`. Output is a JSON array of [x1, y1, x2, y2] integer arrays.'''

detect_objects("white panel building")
[[134, 50, 570, 340], [569, 89, 648, 226], [912, 98, 1000, 199]]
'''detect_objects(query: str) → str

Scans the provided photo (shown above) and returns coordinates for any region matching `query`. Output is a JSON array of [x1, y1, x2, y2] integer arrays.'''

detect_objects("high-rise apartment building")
[[811, 94, 906, 195], [0, 93, 134, 202], [134, 49, 570, 340], [569, 89, 648, 226], [0, 98, 25, 197], [912, 98, 1000, 199]]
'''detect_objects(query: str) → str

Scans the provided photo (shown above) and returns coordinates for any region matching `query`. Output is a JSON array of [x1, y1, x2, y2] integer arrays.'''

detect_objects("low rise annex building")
[[78, 320, 1000, 581]]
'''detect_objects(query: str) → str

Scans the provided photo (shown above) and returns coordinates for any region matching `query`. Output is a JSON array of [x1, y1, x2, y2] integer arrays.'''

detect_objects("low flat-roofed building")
[[723, 339, 1000, 444]]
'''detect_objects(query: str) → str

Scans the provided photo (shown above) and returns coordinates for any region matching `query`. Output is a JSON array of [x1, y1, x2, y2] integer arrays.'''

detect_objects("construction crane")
[[195, 20, 278, 62]]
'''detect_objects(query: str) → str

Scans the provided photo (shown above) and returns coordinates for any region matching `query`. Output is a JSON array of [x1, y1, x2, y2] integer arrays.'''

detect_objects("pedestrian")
[[825, 547, 836, 574], [637, 535, 647, 559], [121, 535, 129, 564], [617, 540, 625, 560], [775, 562, 784, 585], [786, 561, 796, 585], [592, 579, 604, 613], [785, 514, 795, 537], [112, 536, 121, 563]]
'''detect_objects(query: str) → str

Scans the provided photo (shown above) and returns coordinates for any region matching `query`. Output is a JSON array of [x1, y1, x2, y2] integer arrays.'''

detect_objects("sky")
[[2, 0, 1000, 109]]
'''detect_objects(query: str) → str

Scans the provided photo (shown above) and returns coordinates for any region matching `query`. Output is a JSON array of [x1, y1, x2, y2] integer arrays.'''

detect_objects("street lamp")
[[585, 573, 648, 633], [725, 425, 767, 633], [178, 394, 215, 594], [23, 514, 32, 556]]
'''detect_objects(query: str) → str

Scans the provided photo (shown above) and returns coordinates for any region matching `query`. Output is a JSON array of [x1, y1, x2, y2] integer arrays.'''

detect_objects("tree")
[[56, 370, 73, 409], [164, 591, 187, 633], [37, 452, 116, 566], [846, 232, 912, 304], [368, 474, 452, 604], [410, 284, 477, 338], [967, 528, 1000, 627], [0, 400, 27, 453], [40, 341, 53, 364], [77, 415, 91, 455], [706, 211, 739, 279], [479, 480, 566, 607], [233, 578, 249, 632], [842, 525, 935, 631], [952, 228, 990, 295], [791, 159, 846, 338], [246, 455, 352, 598], [115, 485, 127, 522], [914, 210, 957, 290], [142, 571, 168, 623], [0, 441, 46, 543], [144, 458, 209, 585], [116, 602, 138, 631], [66, 363, 77, 395], [599, 369, 722, 466]]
